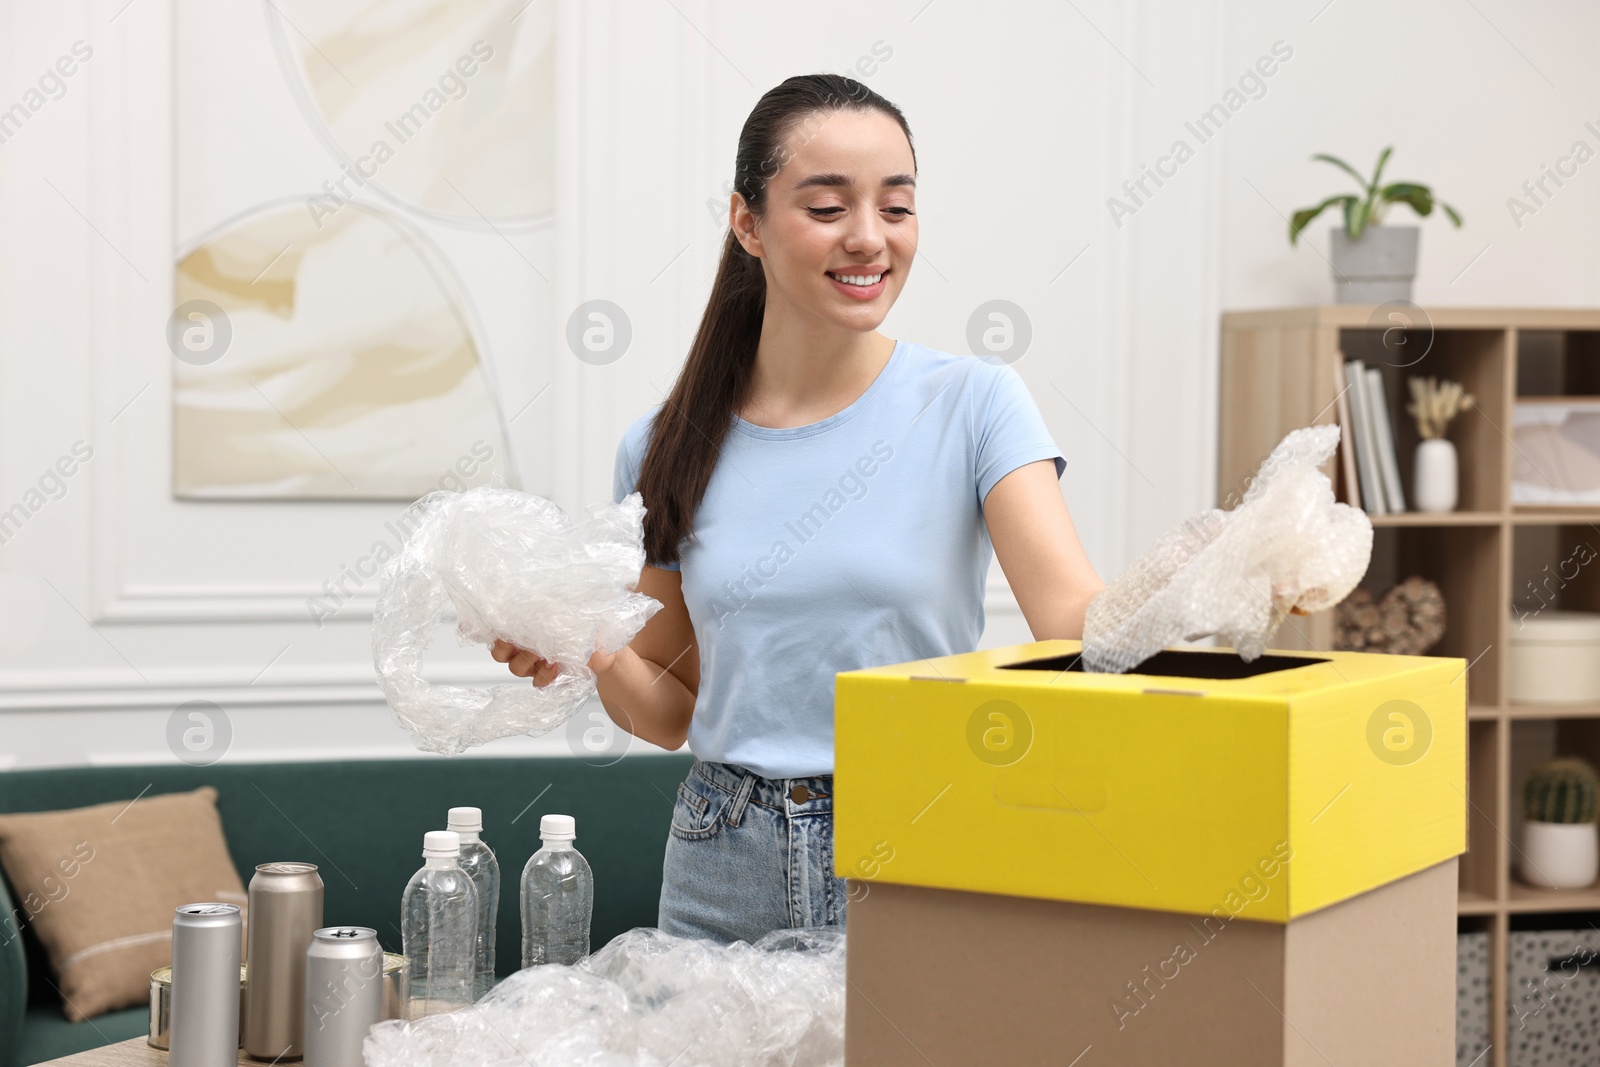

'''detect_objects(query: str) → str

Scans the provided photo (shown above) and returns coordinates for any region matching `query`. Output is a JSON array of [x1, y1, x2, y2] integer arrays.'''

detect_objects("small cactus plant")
[[1524, 758, 1600, 825]]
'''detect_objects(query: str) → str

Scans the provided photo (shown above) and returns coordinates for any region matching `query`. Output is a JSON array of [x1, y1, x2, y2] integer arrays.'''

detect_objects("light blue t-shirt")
[[612, 338, 1066, 778]]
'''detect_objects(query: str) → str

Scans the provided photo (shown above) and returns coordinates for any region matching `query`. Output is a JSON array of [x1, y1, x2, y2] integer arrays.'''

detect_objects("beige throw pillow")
[[0, 785, 247, 1021]]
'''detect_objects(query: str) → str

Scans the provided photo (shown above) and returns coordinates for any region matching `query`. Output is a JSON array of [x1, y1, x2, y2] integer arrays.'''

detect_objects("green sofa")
[[0, 754, 693, 1067]]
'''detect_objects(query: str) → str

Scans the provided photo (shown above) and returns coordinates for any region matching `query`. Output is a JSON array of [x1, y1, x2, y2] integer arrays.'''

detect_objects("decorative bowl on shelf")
[[1508, 610, 1600, 704], [1333, 576, 1444, 655]]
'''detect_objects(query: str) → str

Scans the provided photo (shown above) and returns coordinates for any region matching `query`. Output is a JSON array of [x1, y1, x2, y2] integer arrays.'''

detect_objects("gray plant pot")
[[1328, 224, 1419, 304]]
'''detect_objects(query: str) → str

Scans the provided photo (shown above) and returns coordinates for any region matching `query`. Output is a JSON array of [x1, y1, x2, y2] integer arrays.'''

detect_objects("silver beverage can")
[[381, 953, 409, 1021], [303, 927, 384, 1067], [169, 903, 242, 1067], [243, 861, 325, 1060], [148, 964, 245, 1050]]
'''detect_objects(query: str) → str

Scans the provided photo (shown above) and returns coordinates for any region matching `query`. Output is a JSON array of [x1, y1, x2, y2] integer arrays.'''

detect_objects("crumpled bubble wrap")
[[363, 926, 847, 1067], [1081, 424, 1372, 673], [371, 486, 662, 755]]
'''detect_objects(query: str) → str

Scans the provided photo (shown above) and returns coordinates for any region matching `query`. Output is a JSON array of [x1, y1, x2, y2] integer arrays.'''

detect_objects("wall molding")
[[0, 661, 512, 712], [94, 586, 377, 625], [88, 0, 170, 624]]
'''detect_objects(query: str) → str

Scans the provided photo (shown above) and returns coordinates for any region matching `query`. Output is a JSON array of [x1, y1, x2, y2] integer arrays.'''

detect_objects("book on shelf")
[[1357, 364, 1398, 511], [1343, 357, 1387, 514], [1332, 359, 1361, 510], [1364, 366, 1408, 513]]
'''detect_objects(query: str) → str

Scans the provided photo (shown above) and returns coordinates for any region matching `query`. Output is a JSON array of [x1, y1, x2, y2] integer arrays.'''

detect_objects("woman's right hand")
[[490, 641, 619, 687]]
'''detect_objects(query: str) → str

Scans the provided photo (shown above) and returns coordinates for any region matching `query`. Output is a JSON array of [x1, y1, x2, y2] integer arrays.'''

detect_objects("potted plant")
[[1288, 147, 1462, 304], [1406, 376, 1475, 513], [1519, 756, 1600, 889]]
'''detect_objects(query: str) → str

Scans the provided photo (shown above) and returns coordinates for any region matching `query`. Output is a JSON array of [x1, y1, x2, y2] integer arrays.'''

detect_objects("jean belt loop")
[[725, 768, 757, 828]]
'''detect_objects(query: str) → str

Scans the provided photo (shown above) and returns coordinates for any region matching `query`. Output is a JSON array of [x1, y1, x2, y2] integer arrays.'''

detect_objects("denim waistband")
[[689, 759, 833, 824]]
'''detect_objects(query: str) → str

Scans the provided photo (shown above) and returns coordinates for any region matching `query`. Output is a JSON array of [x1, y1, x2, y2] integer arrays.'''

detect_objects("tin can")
[[169, 903, 242, 1067], [382, 953, 409, 1021], [243, 862, 324, 1060], [303, 927, 384, 1067], [148, 964, 245, 1050]]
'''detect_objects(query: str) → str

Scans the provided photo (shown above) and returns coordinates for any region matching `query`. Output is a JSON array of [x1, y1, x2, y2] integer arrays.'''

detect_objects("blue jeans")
[[658, 759, 849, 944]]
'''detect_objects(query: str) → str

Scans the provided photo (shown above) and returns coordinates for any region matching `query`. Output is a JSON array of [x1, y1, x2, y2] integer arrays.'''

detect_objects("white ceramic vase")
[[1413, 438, 1458, 513], [1520, 820, 1600, 889]]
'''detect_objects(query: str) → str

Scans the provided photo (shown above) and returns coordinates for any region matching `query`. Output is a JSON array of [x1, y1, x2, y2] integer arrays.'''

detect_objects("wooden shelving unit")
[[1220, 306, 1600, 1067]]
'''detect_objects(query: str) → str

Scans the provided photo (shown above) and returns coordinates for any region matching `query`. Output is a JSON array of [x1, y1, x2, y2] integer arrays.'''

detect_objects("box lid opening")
[[998, 647, 1331, 680]]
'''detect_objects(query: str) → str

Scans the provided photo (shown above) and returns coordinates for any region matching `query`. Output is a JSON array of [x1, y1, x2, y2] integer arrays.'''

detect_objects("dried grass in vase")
[[1406, 376, 1475, 440]]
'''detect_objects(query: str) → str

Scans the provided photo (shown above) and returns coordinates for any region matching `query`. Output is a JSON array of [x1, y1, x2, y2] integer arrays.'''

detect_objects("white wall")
[[1, 0, 1596, 768]]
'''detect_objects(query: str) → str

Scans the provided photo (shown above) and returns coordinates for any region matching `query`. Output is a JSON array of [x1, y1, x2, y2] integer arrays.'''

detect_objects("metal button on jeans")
[[790, 784, 811, 804]]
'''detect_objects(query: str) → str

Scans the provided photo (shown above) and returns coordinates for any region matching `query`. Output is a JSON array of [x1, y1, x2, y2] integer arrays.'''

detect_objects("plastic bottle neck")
[[424, 856, 460, 869], [540, 838, 574, 852], [453, 830, 481, 845]]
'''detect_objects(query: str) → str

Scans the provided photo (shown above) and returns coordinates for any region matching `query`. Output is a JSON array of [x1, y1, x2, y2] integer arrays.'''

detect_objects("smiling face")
[[732, 107, 917, 334]]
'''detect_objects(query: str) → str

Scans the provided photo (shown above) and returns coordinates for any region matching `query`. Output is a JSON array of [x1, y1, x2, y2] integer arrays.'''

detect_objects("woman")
[[493, 73, 1105, 945]]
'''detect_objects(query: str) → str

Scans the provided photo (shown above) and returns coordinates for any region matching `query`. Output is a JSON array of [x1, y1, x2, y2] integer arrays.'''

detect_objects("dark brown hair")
[[634, 73, 916, 568]]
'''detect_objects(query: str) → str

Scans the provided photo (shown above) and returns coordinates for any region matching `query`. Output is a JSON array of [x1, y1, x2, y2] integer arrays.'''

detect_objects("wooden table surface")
[[36, 1037, 267, 1065]]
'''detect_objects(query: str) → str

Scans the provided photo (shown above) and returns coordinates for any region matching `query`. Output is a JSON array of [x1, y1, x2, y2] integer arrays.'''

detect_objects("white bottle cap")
[[447, 807, 483, 834], [539, 814, 576, 840], [423, 830, 462, 858]]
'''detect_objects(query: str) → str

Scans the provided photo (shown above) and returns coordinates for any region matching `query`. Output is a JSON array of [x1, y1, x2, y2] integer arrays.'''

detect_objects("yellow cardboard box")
[[833, 641, 1466, 921]]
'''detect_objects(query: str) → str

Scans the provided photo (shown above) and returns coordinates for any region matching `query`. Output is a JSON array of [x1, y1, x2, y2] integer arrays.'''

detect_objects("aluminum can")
[[169, 903, 242, 1067], [147, 964, 244, 1050], [381, 953, 409, 1021], [243, 861, 324, 1059], [303, 927, 384, 1067]]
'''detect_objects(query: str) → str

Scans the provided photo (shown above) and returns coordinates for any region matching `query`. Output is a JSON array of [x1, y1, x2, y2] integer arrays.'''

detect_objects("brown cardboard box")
[[844, 857, 1457, 1067]]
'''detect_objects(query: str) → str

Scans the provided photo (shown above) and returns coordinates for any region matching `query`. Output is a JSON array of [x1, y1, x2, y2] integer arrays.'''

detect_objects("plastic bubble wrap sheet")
[[1081, 424, 1372, 673], [364, 926, 847, 1067], [371, 486, 662, 755]]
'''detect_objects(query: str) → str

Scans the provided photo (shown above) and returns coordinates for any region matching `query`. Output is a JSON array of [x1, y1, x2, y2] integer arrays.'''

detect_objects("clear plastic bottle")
[[400, 830, 478, 1018], [520, 814, 593, 967], [447, 806, 500, 1001]]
